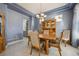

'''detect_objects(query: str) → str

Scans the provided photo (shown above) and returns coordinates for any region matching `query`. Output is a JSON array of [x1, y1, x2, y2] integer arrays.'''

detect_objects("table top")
[[38, 34, 56, 40]]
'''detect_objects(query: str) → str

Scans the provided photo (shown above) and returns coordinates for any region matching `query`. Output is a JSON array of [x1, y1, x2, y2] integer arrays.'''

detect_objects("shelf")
[[41, 19, 56, 37]]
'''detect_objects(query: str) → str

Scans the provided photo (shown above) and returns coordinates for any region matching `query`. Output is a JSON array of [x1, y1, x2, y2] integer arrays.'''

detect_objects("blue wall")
[[0, 4, 32, 43], [33, 17, 39, 31], [72, 4, 79, 47], [5, 8, 23, 42]]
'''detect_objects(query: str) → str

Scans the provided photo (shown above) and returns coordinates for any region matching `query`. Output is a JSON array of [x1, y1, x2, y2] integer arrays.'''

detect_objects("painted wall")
[[0, 4, 6, 14], [0, 4, 32, 43], [6, 8, 32, 42], [5, 8, 24, 42], [33, 17, 39, 31], [72, 4, 79, 47]]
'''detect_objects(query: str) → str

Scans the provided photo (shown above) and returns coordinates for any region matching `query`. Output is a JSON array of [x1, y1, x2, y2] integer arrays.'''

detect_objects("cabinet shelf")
[[41, 19, 56, 36]]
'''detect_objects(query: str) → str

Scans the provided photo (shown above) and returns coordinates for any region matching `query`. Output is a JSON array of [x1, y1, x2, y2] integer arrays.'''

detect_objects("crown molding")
[[44, 3, 76, 15], [4, 3, 35, 17]]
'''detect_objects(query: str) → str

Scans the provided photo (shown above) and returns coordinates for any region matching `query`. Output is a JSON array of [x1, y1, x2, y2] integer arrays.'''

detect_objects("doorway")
[[23, 19, 28, 37]]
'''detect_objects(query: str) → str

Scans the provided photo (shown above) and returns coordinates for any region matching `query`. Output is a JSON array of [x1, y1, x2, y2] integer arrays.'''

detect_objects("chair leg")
[[45, 40, 49, 55], [28, 41, 29, 46], [59, 46, 61, 51], [27, 36, 31, 46], [39, 49, 40, 56], [30, 46, 32, 55], [58, 46, 62, 56], [58, 48, 61, 56], [65, 41, 66, 47], [28, 40, 31, 46], [30, 42, 32, 55]]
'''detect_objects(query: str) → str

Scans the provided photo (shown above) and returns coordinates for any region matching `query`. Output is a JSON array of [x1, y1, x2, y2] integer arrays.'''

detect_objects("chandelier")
[[36, 4, 47, 23]]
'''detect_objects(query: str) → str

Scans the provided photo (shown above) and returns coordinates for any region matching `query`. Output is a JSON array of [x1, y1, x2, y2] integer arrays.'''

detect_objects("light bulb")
[[41, 18, 44, 21], [36, 14, 40, 18], [44, 15, 47, 17], [41, 13, 44, 16]]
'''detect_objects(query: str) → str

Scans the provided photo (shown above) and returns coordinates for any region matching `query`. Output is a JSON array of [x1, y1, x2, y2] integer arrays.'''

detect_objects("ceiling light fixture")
[[36, 3, 47, 23]]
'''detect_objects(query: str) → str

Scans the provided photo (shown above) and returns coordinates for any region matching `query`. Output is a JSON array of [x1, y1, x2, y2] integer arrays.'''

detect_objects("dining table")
[[38, 33, 56, 55]]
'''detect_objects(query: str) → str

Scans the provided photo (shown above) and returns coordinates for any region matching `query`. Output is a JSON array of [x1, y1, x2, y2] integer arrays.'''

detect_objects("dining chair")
[[30, 32, 44, 55], [27, 30, 33, 46], [49, 34, 61, 56], [61, 30, 70, 47]]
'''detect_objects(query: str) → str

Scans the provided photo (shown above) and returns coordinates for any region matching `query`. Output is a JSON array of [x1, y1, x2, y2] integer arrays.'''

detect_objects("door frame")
[[0, 13, 5, 38]]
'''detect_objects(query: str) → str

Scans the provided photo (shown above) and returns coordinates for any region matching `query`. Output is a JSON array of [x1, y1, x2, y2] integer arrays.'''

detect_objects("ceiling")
[[17, 3, 67, 14]]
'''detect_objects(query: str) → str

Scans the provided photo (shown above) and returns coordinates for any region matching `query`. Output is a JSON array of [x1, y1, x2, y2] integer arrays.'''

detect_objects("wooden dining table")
[[38, 33, 56, 55]]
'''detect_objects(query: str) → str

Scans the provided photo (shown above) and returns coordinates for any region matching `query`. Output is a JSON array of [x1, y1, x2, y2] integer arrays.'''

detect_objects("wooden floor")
[[0, 37, 79, 56]]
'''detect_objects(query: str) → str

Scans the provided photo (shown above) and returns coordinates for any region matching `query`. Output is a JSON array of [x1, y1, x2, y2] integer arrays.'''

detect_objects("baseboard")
[[6, 39, 23, 48]]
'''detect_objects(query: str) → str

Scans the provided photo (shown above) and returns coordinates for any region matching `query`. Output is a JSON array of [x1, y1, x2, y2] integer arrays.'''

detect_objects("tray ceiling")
[[17, 3, 67, 14]]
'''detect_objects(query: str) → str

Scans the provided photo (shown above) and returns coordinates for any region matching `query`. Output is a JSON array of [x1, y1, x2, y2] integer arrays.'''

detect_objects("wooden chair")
[[28, 30, 35, 46], [30, 32, 44, 55], [61, 30, 70, 47], [49, 38, 61, 56], [49, 31, 61, 56]]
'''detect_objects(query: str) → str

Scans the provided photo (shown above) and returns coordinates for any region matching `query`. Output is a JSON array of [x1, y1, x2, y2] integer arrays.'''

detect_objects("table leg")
[[45, 40, 49, 55]]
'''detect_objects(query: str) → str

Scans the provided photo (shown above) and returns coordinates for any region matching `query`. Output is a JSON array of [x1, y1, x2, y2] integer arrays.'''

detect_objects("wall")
[[0, 4, 7, 14], [6, 8, 32, 42], [5, 9, 23, 42], [0, 4, 32, 43], [72, 4, 79, 47], [33, 17, 39, 31], [30, 17, 39, 31]]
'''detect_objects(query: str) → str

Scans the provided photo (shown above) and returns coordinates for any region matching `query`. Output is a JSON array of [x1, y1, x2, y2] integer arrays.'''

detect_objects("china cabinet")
[[41, 19, 56, 37]]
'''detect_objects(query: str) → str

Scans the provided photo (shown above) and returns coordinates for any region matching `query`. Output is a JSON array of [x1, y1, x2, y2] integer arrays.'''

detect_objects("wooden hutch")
[[41, 19, 56, 39]]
